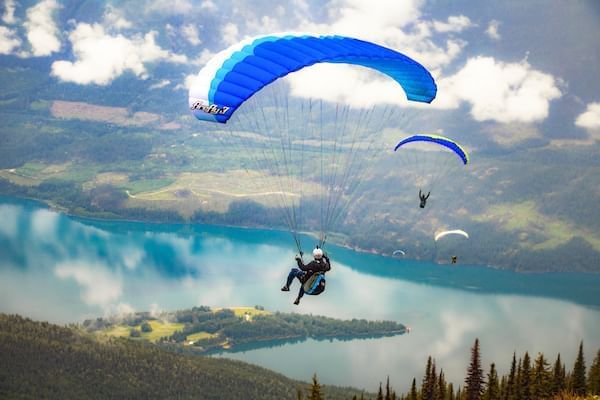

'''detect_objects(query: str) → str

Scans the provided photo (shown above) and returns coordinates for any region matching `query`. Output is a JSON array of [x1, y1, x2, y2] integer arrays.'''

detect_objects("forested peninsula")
[[84, 306, 406, 354]]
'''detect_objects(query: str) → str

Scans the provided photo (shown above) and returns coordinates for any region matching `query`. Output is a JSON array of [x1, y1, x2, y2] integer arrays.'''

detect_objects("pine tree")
[[588, 349, 600, 394], [438, 369, 447, 400], [551, 353, 566, 396], [409, 378, 418, 400], [499, 376, 507, 400], [465, 338, 484, 400], [448, 382, 455, 400], [308, 373, 323, 400], [521, 352, 532, 400], [422, 356, 437, 400], [431, 361, 438, 400], [483, 363, 499, 400], [377, 382, 384, 400], [572, 341, 586, 396], [504, 353, 517, 400], [386, 376, 392, 400], [515, 358, 522, 400], [532, 353, 550, 399]]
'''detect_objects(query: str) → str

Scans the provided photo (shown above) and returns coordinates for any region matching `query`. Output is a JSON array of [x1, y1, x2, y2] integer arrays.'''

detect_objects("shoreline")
[[203, 329, 408, 355], [0, 193, 422, 263], [0, 193, 595, 275]]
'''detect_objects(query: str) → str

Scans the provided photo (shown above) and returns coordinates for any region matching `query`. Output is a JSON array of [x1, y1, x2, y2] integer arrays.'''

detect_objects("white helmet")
[[313, 248, 323, 259]]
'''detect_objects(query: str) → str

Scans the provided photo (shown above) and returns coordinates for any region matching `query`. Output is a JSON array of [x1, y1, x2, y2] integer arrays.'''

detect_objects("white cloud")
[[103, 302, 135, 319], [2, 0, 17, 24], [51, 23, 187, 85], [191, 48, 215, 66], [482, 122, 543, 146], [432, 310, 478, 357], [221, 22, 239, 46], [182, 23, 201, 46], [292, 0, 309, 13], [328, 0, 424, 31], [175, 73, 198, 90], [150, 79, 171, 89], [200, 0, 217, 11], [178, 47, 215, 95], [297, 0, 442, 67], [103, 4, 132, 30], [486, 20, 501, 40], [575, 102, 600, 133], [31, 209, 59, 239], [0, 25, 20, 54], [55, 261, 122, 307], [149, 302, 162, 318], [435, 56, 562, 123], [433, 15, 473, 33], [120, 247, 145, 270], [146, 0, 193, 15], [23, 0, 61, 56], [246, 15, 281, 34], [288, 63, 416, 108]]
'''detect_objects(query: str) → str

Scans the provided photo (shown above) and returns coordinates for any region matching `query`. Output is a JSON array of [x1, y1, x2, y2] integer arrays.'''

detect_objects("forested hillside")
[[0, 314, 367, 400]]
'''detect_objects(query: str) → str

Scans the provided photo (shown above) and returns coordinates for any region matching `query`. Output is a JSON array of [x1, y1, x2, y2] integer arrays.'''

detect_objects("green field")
[[98, 307, 272, 343], [121, 169, 322, 218], [124, 178, 175, 195], [473, 201, 600, 251], [219, 306, 272, 319], [186, 331, 217, 341], [100, 320, 185, 342]]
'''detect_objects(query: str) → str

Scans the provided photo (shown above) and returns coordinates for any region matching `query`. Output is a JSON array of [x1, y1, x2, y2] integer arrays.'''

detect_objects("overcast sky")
[[1, 0, 599, 149]]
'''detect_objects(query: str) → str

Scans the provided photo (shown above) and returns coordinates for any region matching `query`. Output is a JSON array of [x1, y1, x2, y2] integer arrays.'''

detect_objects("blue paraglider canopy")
[[189, 34, 437, 123], [394, 134, 469, 165]]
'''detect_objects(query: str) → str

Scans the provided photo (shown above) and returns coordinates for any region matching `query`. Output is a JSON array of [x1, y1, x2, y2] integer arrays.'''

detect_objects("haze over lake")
[[1, 196, 599, 392]]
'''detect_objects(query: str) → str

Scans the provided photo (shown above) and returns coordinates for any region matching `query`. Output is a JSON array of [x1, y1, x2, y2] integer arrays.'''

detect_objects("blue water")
[[1, 195, 599, 392]]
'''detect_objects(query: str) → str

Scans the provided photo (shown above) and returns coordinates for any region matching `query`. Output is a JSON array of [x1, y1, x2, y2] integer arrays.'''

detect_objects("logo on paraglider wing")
[[190, 100, 230, 115]]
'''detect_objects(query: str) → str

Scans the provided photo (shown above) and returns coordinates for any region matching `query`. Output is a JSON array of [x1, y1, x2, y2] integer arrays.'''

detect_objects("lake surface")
[[1, 195, 599, 393]]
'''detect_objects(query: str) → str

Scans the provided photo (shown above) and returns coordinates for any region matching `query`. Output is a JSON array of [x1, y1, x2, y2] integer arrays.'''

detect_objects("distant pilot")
[[419, 189, 430, 208]]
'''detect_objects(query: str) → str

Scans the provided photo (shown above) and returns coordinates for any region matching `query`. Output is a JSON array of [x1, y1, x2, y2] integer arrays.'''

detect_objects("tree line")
[[301, 339, 600, 400]]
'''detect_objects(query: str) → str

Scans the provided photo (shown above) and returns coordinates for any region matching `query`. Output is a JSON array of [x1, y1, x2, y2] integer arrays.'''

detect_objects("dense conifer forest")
[[0, 314, 367, 400]]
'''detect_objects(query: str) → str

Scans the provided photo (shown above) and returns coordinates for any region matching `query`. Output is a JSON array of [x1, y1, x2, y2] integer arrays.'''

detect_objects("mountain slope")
[[0, 314, 366, 400]]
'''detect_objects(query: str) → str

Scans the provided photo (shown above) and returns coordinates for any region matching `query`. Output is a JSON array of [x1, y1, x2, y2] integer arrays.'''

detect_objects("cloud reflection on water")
[[54, 260, 122, 307]]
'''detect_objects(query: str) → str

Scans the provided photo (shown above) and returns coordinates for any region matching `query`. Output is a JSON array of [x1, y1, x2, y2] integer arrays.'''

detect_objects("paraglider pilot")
[[281, 247, 331, 305], [419, 189, 430, 208]]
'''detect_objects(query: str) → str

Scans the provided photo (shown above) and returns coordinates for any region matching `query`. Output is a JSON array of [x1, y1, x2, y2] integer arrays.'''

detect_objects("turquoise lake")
[[1, 196, 599, 393]]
